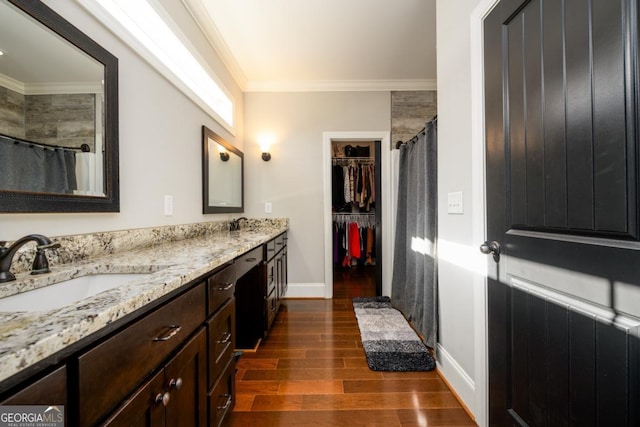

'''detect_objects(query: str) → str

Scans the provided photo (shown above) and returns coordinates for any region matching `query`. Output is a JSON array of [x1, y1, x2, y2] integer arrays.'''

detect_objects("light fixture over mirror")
[[0, 0, 119, 213], [202, 126, 243, 214], [258, 133, 274, 162]]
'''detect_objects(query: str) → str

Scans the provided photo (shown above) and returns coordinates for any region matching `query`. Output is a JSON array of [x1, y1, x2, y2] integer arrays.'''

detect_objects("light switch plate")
[[265, 202, 272, 214], [164, 195, 173, 216], [447, 191, 463, 214]]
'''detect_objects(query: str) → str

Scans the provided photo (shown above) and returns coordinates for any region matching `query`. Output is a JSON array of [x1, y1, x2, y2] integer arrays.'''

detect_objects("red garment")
[[348, 223, 361, 258]]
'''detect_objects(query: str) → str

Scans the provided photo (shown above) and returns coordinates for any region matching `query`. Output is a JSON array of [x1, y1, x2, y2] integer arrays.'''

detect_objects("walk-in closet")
[[331, 140, 381, 298]]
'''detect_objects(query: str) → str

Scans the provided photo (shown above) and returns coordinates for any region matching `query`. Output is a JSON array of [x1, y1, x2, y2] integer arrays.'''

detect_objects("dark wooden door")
[[484, 0, 640, 425], [164, 328, 207, 427]]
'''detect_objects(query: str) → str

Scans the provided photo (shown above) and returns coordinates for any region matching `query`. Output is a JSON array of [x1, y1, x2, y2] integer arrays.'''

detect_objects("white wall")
[[436, 0, 486, 423], [243, 91, 390, 292], [0, 0, 244, 241]]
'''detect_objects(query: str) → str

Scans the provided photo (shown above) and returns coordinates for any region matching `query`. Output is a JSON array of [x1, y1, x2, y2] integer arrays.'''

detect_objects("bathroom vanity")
[[0, 221, 288, 426]]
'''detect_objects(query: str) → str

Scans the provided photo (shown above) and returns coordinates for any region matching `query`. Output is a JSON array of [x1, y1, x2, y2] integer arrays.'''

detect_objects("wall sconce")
[[217, 144, 230, 161], [258, 133, 275, 162]]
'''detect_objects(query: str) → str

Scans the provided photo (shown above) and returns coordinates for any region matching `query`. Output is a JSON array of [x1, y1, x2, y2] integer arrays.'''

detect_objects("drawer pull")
[[267, 248, 275, 252], [245, 257, 257, 262], [217, 282, 234, 291], [217, 394, 232, 410], [217, 332, 232, 344], [155, 392, 170, 407], [153, 325, 181, 342], [276, 242, 283, 246], [169, 377, 183, 390]]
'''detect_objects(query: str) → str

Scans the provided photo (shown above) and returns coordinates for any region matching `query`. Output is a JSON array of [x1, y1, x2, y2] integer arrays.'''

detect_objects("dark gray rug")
[[353, 297, 435, 371]]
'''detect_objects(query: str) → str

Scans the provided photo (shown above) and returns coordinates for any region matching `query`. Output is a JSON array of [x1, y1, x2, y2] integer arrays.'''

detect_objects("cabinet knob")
[[155, 392, 170, 407], [169, 377, 183, 390]]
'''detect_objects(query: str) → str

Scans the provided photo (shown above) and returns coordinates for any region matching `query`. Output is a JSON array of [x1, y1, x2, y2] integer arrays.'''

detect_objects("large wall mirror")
[[202, 126, 243, 214], [0, 0, 119, 212]]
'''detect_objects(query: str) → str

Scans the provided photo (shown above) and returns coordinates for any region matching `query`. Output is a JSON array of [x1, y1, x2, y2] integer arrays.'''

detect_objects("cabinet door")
[[164, 328, 207, 427], [102, 370, 166, 427]]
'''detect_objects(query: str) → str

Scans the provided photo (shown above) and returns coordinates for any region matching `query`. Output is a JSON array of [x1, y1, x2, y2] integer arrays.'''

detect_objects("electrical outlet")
[[447, 192, 463, 214], [164, 195, 173, 216], [265, 202, 272, 214]]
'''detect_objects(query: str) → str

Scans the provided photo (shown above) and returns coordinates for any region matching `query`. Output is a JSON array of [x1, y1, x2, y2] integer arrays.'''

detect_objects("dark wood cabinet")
[[235, 232, 288, 349], [205, 263, 236, 427], [78, 283, 206, 426], [103, 329, 207, 427], [0, 235, 287, 426]]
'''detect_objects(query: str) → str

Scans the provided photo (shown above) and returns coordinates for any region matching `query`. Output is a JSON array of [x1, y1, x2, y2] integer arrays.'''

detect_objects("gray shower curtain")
[[391, 119, 438, 349]]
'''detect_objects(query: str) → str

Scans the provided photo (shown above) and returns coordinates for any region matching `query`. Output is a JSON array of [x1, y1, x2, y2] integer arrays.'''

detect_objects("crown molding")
[[244, 79, 437, 93], [0, 74, 25, 94], [180, 0, 248, 91], [0, 74, 102, 95]]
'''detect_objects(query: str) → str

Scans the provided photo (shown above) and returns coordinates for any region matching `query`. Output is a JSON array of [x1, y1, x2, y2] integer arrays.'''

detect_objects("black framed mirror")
[[0, 0, 119, 212], [202, 126, 243, 214]]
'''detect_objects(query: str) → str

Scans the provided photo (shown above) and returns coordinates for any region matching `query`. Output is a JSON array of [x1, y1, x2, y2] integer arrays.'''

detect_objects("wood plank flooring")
[[230, 266, 476, 426]]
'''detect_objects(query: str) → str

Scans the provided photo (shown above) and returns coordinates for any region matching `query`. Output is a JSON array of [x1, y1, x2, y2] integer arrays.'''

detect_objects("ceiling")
[[182, 0, 437, 92]]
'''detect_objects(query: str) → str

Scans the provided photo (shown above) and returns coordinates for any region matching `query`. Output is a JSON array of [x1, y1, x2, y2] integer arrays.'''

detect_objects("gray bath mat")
[[353, 297, 435, 371]]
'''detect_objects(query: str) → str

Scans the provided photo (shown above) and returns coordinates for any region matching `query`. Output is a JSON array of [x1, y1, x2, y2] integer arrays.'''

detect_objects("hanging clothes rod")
[[0, 133, 91, 152], [395, 115, 437, 149], [332, 157, 374, 165], [332, 212, 376, 227]]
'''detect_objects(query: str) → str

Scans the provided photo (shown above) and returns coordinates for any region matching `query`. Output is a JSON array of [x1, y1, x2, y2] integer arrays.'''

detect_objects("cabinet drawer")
[[208, 358, 235, 427], [207, 264, 235, 316], [265, 259, 276, 296], [265, 239, 276, 260], [78, 283, 206, 426], [235, 246, 262, 278], [275, 233, 286, 252], [265, 288, 277, 331], [207, 298, 235, 389]]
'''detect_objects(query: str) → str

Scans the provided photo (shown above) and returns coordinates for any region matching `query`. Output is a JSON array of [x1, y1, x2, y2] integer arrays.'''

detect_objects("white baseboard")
[[436, 343, 476, 418], [283, 282, 326, 298]]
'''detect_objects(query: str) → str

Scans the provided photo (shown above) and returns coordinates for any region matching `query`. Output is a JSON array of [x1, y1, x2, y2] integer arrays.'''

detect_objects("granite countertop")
[[0, 225, 287, 384]]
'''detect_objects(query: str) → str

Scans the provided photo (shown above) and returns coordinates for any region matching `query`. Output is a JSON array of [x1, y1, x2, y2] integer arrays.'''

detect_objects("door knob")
[[480, 240, 500, 262]]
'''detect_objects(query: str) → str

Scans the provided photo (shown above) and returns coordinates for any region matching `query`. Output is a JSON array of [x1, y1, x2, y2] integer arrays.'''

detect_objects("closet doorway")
[[323, 132, 392, 300], [331, 140, 381, 298]]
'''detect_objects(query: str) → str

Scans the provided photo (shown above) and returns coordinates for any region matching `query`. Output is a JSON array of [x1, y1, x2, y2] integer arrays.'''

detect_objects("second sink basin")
[[0, 273, 151, 312]]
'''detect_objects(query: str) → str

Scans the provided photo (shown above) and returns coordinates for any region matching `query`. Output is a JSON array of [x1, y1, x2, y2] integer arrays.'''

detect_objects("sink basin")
[[0, 273, 151, 312]]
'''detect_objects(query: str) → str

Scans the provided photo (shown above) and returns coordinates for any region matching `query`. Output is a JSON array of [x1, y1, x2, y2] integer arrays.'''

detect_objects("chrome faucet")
[[0, 234, 60, 283], [229, 217, 248, 231]]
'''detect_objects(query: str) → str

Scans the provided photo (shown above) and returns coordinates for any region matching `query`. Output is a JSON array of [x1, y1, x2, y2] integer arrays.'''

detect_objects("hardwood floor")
[[230, 267, 476, 426]]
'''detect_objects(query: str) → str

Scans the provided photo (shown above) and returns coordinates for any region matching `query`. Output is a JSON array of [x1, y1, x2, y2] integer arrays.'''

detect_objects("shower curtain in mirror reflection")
[[0, 135, 78, 194], [391, 119, 438, 349]]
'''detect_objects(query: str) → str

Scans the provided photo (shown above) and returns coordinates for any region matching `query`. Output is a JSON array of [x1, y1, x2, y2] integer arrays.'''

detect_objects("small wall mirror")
[[0, 0, 119, 212], [202, 126, 243, 214]]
